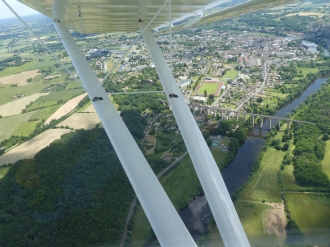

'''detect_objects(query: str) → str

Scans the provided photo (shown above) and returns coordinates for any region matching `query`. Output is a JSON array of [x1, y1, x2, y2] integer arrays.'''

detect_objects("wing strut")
[[53, 22, 197, 247], [139, 23, 250, 247]]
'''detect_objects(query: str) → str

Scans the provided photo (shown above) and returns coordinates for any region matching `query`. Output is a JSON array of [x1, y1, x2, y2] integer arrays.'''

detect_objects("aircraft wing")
[[18, 0, 297, 34], [159, 0, 296, 33]]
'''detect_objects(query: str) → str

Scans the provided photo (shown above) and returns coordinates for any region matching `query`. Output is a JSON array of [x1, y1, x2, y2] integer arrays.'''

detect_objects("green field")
[[35, 89, 84, 103], [197, 82, 220, 95], [0, 166, 10, 179], [222, 70, 238, 80], [210, 149, 228, 169], [298, 67, 319, 77], [0, 62, 38, 77], [12, 121, 39, 136], [286, 193, 330, 245], [269, 92, 288, 98], [321, 140, 330, 178], [239, 147, 284, 203], [27, 100, 58, 111], [0, 112, 34, 142], [30, 106, 61, 121], [281, 165, 305, 191], [66, 81, 82, 90], [0, 81, 48, 105]]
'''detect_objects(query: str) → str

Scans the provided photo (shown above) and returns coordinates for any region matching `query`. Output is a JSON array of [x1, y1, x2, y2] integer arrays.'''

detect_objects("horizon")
[[0, 0, 40, 20]]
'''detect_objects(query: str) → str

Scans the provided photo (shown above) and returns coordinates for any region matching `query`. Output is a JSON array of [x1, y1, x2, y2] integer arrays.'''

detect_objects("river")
[[178, 75, 330, 240]]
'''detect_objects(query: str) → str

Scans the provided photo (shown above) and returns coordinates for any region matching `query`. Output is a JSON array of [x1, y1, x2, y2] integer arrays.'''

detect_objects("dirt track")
[[0, 70, 40, 86], [0, 129, 72, 166], [45, 93, 87, 124]]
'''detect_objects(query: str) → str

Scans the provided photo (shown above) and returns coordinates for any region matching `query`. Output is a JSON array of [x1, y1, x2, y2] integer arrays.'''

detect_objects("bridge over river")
[[188, 104, 312, 129], [156, 99, 313, 130]]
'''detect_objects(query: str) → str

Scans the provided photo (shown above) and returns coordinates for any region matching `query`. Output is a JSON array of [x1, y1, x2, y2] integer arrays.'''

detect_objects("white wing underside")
[[19, 0, 297, 34]]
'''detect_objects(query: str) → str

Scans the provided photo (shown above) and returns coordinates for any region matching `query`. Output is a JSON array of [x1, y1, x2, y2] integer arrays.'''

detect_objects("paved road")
[[119, 151, 189, 247]]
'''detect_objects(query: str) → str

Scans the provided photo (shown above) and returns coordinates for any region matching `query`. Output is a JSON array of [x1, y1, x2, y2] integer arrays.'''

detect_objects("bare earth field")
[[0, 129, 72, 166], [0, 70, 40, 86], [262, 202, 286, 243], [57, 113, 101, 130], [81, 103, 96, 113], [0, 93, 49, 117], [45, 92, 87, 124]]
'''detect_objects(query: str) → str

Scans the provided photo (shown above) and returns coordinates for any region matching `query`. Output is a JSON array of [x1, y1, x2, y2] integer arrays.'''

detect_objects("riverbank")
[[128, 65, 330, 246], [185, 75, 330, 246]]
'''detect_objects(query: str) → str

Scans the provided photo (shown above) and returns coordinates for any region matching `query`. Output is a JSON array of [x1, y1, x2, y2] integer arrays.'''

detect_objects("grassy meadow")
[[0, 166, 10, 179], [238, 147, 284, 203], [321, 140, 330, 178], [286, 193, 330, 245], [281, 165, 305, 191], [222, 70, 238, 80]]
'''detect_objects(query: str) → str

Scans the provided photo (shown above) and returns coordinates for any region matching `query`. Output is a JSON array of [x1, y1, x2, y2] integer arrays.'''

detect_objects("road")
[[119, 151, 189, 247]]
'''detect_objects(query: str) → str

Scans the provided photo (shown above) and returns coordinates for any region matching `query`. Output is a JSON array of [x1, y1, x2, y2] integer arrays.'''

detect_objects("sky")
[[0, 0, 40, 19]]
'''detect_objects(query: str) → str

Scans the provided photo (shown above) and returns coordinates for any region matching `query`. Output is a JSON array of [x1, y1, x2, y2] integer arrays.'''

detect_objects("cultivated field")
[[80, 103, 96, 113], [197, 82, 222, 95], [12, 121, 39, 136], [0, 62, 38, 77], [45, 92, 86, 124], [57, 113, 101, 130], [0, 129, 72, 166], [0, 70, 40, 86], [0, 112, 34, 142], [0, 93, 49, 117], [0, 80, 48, 105]]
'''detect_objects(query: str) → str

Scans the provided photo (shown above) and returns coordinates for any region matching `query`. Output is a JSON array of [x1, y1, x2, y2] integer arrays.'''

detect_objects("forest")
[[0, 128, 135, 246], [296, 80, 330, 133], [292, 124, 329, 188]]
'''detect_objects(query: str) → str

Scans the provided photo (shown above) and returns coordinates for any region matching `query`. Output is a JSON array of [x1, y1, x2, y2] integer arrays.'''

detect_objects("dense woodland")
[[0, 129, 135, 246], [296, 80, 330, 133], [293, 124, 329, 187], [291, 80, 330, 188]]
